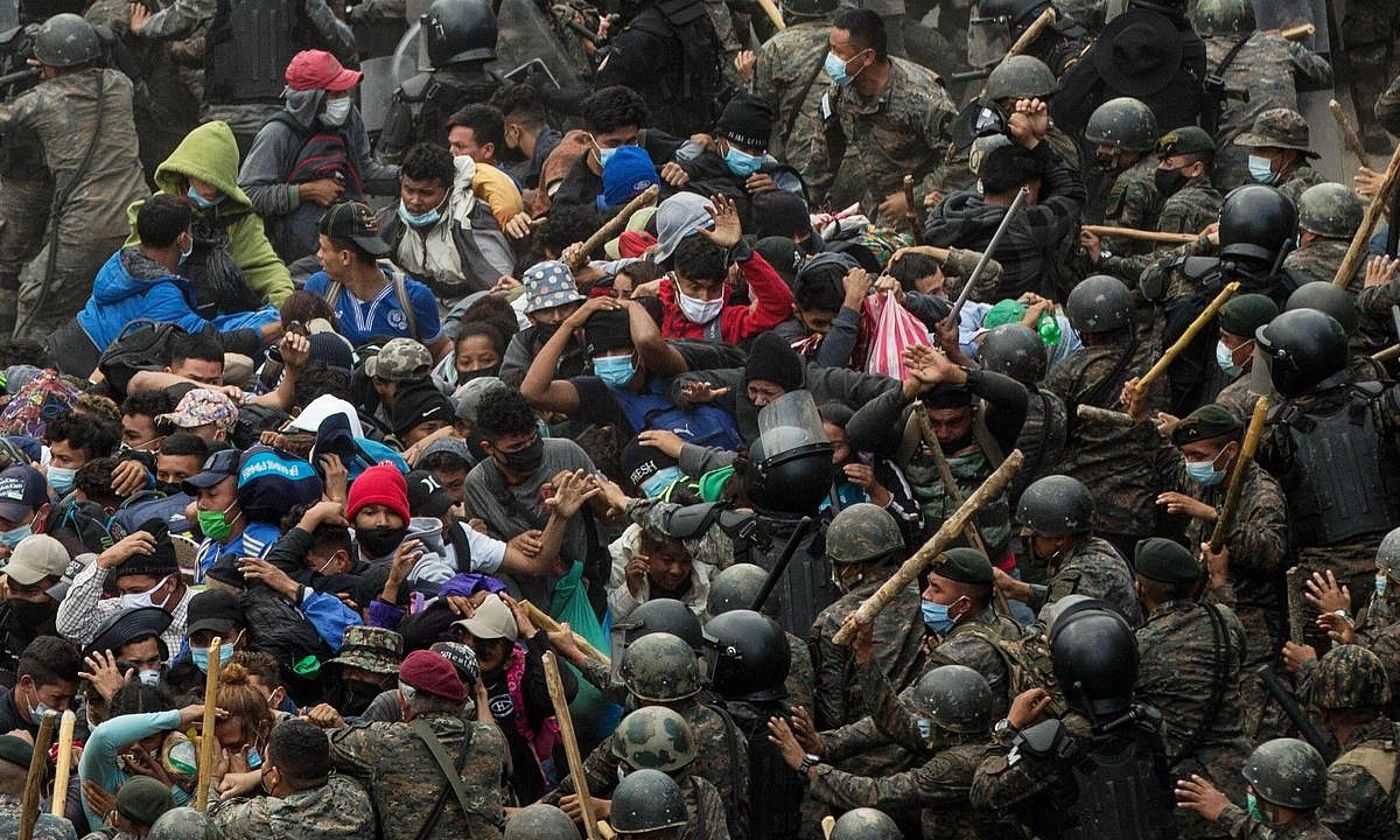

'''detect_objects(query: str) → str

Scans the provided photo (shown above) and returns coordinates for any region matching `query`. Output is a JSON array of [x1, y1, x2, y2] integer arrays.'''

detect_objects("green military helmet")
[[1309, 644, 1392, 710], [913, 664, 994, 733], [611, 769, 689, 834], [705, 563, 769, 617], [1017, 475, 1095, 536], [1242, 738, 1328, 810], [611, 706, 696, 773], [830, 807, 903, 840], [1297, 182, 1365, 240], [148, 807, 208, 840], [1191, 0, 1255, 34], [1378, 527, 1400, 577], [980, 324, 1047, 385], [825, 502, 904, 565], [1085, 97, 1160, 154], [620, 631, 702, 703], [1285, 281, 1358, 336], [781, 0, 839, 18], [986, 55, 1057, 103], [33, 13, 102, 68], [1066, 275, 1134, 335], [505, 804, 581, 840]]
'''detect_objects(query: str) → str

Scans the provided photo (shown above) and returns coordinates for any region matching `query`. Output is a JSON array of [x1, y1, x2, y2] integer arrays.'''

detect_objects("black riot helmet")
[[421, 0, 498, 67], [1017, 475, 1095, 537], [980, 324, 1047, 385], [1285, 281, 1358, 336], [1219, 184, 1297, 263], [1049, 601, 1139, 719], [702, 609, 791, 702], [1256, 309, 1349, 398], [615, 598, 704, 651], [975, 0, 1053, 29], [705, 563, 770, 618], [1066, 275, 1134, 335], [745, 412, 835, 517]]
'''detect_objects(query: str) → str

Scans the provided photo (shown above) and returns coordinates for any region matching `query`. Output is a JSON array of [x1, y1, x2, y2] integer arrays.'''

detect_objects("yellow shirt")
[[470, 162, 524, 228]]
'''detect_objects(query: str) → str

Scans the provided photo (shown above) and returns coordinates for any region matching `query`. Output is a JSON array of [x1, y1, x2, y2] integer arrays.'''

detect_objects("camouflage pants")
[[13, 223, 124, 342], [0, 173, 54, 339], [1343, 0, 1400, 151]]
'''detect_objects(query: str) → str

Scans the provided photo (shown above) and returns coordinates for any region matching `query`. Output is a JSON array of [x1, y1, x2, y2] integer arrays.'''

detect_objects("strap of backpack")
[[410, 718, 477, 839], [324, 280, 344, 311], [782, 50, 828, 150], [383, 261, 420, 342]]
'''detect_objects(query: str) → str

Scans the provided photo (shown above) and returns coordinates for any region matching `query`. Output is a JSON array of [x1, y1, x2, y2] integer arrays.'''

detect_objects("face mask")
[[640, 466, 684, 499], [0, 520, 33, 550], [1246, 791, 1264, 821], [592, 138, 619, 167], [1377, 572, 1389, 596], [191, 641, 235, 674], [593, 355, 637, 388], [830, 568, 861, 594], [457, 366, 501, 387], [178, 235, 194, 265], [246, 746, 262, 769], [677, 289, 724, 325], [358, 525, 409, 559], [24, 685, 50, 721], [332, 678, 382, 717], [723, 147, 763, 178], [155, 480, 183, 497], [1215, 340, 1243, 379], [120, 575, 171, 611], [499, 436, 544, 475], [321, 96, 352, 126], [1091, 153, 1118, 172], [921, 600, 956, 634], [7, 599, 55, 632], [824, 50, 857, 86], [1184, 458, 1226, 487], [1247, 154, 1279, 185], [138, 668, 163, 686], [47, 466, 75, 496], [186, 186, 218, 210], [397, 201, 441, 229], [1153, 167, 1188, 197], [197, 498, 240, 542]]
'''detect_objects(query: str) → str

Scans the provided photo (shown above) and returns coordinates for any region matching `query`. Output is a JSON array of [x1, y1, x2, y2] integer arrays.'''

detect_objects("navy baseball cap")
[[181, 448, 241, 495], [0, 465, 47, 523]]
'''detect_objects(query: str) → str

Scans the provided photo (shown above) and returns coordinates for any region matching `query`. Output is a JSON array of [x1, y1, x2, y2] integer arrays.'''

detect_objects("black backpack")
[[97, 320, 192, 399]]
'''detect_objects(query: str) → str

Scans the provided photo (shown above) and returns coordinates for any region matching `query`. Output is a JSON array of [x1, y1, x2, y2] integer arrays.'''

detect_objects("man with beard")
[[0, 535, 71, 684]]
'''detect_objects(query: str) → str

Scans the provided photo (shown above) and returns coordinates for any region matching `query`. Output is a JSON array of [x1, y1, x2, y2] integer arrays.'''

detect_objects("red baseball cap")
[[284, 49, 362, 92]]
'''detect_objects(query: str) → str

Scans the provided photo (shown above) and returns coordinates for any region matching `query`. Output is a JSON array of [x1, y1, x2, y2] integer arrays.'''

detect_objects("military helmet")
[[830, 807, 903, 840], [33, 13, 101, 68], [706, 563, 769, 617], [1219, 184, 1297, 263], [1285, 281, 1358, 336], [1378, 527, 1400, 577], [913, 665, 994, 733], [610, 769, 689, 834], [825, 503, 905, 566], [421, 0, 498, 67], [611, 706, 696, 773], [1297, 182, 1365, 240], [616, 598, 703, 651], [976, 0, 1053, 28], [1191, 0, 1256, 34], [1049, 602, 1138, 717], [986, 55, 1057, 102], [1084, 97, 1159, 154], [980, 324, 1047, 385], [1309, 644, 1392, 711], [747, 429, 835, 516], [148, 807, 208, 840], [781, 0, 839, 18], [1017, 474, 1094, 536], [505, 804, 581, 840], [1256, 309, 1348, 398], [1242, 738, 1327, 810], [1066, 275, 1134, 335], [620, 632, 702, 702], [702, 609, 791, 702]]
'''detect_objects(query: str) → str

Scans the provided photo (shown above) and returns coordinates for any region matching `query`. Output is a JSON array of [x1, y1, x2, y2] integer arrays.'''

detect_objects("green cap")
[[982, 299, 1027, 331], [0, 735, 32, 769], [1219, 293, 1279, 337], [1158, 126, 1215, 158], [928, 547, 995, 586], [116, 775, 175, 826], [1171, 403, 1241, 445], [1134, 537, 1201, 585]]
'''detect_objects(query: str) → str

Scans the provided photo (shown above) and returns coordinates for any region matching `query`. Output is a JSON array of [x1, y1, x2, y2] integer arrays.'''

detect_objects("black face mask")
[[1154, 167, 1188, 198], [6, 599, 56, 637], [457, 365, 502, 387], [533, 322, 561, 344], [155, 480, 184, 497], [357, 525, 408, 559], [498, 436, 544, 475], [327, 677, 382, 718]]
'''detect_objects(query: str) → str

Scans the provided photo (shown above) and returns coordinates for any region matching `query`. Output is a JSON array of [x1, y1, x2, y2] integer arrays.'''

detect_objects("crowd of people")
[[0, 0, 1398, 835]]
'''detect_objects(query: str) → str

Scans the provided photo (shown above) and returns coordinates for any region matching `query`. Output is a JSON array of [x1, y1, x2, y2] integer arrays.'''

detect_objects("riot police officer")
[[610, 769, 691, 840], [971, 0, 1089, 75], [705, 562, 817, 710], [978, 323, 1067, 511], [1285, 281, 1388, 380]]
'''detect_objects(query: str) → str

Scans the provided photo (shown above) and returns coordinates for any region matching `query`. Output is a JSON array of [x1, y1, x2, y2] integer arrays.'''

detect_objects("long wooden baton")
[[195, 636, 222, 812], [18, 710, 55, 840], [1208, 396, 1270, 552], [569, 184, 660, 270], [903, 174, 925, 242], [543, 651, 601, 840], [1373, 343, 1400, 364], [1081, 225, 1198, 245], [1075, 403, 1135, 427], [1004, 8, 1057, 64], [1335, 142, 1400, 288], [521, 601, 610, 667], [1134, 281, 1240, 394], [949, 188, 1029, 323], [822, 816, 837, 839], [755, 0, 786, 31], [1330, 99, 1373, 171], [1281, 22, 1315, 41], [49, 710, 75, 817], [833, 450, 1024, 645]]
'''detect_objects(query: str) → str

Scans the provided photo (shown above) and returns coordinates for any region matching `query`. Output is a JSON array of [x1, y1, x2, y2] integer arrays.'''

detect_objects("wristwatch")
[[797, 753, 821, 777], [993, 718, 1017, 739]]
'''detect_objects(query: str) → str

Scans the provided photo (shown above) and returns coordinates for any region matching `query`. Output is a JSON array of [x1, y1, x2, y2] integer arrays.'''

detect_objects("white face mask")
[[120, 575, 171, 611], [322, 97, 353, 126], [677, 288, 724, 325]]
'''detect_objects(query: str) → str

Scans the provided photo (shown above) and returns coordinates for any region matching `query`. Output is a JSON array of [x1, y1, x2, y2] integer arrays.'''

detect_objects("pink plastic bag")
[[863, 292, 931, 380]]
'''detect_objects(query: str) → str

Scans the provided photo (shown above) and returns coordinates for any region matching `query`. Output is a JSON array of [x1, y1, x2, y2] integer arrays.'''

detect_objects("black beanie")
[[391, 381, 455, 439], [584, 309, 633, 355], [744, 331, 805, 392], [115, 518, 179, 580], [717, 95, 773, 152]]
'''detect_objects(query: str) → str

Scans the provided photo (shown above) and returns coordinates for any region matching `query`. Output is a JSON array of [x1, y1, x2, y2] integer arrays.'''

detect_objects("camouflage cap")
[[928, 548, 995, 586], [156, 388, 238, 433], [364, 338, 433, 381], [610, 706, 695, 772], [1233, 108, 1319, 157], [1170, 403, 1241, 445], [1309, 644, 1391, 710], [148, 807, 208, 840], [328, 626, 403, 675], [1133, 537, 1201, 585], [1157, 126, 1215, 158]]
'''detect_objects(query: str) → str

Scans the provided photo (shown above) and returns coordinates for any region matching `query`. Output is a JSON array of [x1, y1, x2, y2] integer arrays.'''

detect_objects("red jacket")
[[657, 250, 794, 344]]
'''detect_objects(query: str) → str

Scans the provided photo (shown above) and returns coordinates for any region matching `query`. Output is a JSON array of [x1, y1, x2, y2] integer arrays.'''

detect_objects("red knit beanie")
[[346, 463, 410, 523]]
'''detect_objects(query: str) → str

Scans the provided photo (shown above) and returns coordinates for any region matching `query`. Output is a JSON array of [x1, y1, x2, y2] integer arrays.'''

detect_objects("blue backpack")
[[612, 382, 742, 451]]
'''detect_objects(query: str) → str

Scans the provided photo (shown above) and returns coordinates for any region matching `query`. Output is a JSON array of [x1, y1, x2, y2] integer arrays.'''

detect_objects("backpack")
[[612, 382, 742, 451], [956, 623, 1068, 718], [96, 320, 191, 399], [0, 369, 83, 439], [269, 112, 365, 197], [324, 261, 420, 342]]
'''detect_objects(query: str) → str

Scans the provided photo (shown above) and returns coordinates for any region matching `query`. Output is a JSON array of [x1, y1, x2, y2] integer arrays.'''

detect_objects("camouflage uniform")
[[1091, 155, 1162, 258], [1233, 108, 1327, 208], [0, 794, 77, 840], [1277, 165, 1328, 208], [1025, 535, 1143, 624], [327, 715, 506, 839], [1318, 718, 1400, 840], [1009, 386, 1069, 522], [1341, 0, 1400, 153], [1215, 376, 1268, 423], [1283, 239, 1362, 292], [786, 631, 816, 712], [918, 605, 1024, 720], [1215, 805, 1342, 839], [1378, 73, 1400, 138], [751, 18, 831, 178], [208, 774, 377, 839], [1100, 174, 1222, 282]]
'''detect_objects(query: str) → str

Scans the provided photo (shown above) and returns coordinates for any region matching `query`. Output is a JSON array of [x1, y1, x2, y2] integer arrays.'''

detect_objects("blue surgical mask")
[[594, 140, 619, 166], [397, 201, 441, 229], [640, 466, 684, 498], [191, 642, 235, 674], [593, 355, 637, 388], [247, 746, 262, 769], [186, 186, 218, 210], [824, 50, 853, 86], [178, 235, 194, 265], [1184, 459, 1226, 487], [47, 466, 75, 496], [1246, 791, 1264, 821], [724, 147, 763, 178], [921, 600, 956, 634], [1377, 572, 1389, 596], [1215, 340, 1242, 379], [1247, 154, 1279, 185], [0, 521, 33, 550]]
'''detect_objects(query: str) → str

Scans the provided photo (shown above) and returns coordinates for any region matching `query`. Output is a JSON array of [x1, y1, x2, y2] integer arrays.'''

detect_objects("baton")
[[949, 187, 1028, 323]]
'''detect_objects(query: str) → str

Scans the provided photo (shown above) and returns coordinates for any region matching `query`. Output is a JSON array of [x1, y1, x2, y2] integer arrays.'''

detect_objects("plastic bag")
[[863, 292, 931, 380]]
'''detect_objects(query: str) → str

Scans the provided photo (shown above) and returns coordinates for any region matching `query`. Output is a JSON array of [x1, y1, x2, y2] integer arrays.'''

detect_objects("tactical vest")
[[205, 0, 300, 104], [1275, 384, 1400, 548], [1335, 738, 1400, 801], [1063, 719, 1177, 840]]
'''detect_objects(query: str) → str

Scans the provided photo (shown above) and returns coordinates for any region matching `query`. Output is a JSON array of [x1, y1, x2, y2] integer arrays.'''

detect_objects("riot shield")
[[757, 390, 828, 458], [389, 0, 586, 90], [0, 1, 16, 35]]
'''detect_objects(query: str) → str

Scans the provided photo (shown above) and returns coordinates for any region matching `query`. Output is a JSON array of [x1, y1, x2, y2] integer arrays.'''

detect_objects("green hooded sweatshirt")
[[125, 120, 292, 305]]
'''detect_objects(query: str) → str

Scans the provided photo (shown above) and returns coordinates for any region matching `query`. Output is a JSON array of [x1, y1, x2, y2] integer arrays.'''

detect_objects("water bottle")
[[1036, 311, 1061, 346]]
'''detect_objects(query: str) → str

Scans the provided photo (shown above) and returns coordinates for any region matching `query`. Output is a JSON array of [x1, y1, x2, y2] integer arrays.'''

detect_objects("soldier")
[[0, 734, 76, 839], [1284, 184, 1369, 292], [704, 562, 816, 712], [983, 56, 1082, 173], [1284, 282, 1390, 382], [1342, 0, 1400, 154], [970, 0, 1090, 76], [807, 8, 960, 226], [997, 475, 1142, 623], [1176, 738, 1339, 839], [1080, 97, 1162, 259], [324, 649, 507, 839], [918, 547, 1023, 718], [505, 804, 580, 840], [1212, 293, 1280, 421], [976, 324, 1067, 517], [748, 0, 836, 180], [377, 0, 502, 166], [828, 808, 901, 839], [1234, 108, 1327, 205], [1130, 537, 1251, 839], [972, 602, 1176, 839], [148, 808, 208, 840], [808, 503, 924, 731], [0, 13, 147, 341], [1191, 0, 1332, 191], [610, 769, 690, 840]]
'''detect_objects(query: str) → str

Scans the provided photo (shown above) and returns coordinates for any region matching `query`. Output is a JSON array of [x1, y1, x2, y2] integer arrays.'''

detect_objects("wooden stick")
[[1281, 22, 1315, 41], [49, 710, 75, 817], [1081, 225, 1198, 245], [1285, 566, 1307, 644], [521, 601, 610, 666], [1330, 99, 1373, 171], [1135, 282, 1240, 394], [1075, 403, 1134, 427], [18, 710, 55, 840], [543, 651, 601, 840], [1006, 7, 1056, 60], [822, 816, 837, 839], [1373, 343, 1400, 363], [1335, 142, 1400, 287], [902, 174, 925, 242], [570, 184, 660, 270], [194, 636, 222, 812], [755, 0, 786, 31], [833, 450, 1024, 645], [1208, 396, 1271, 551]]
